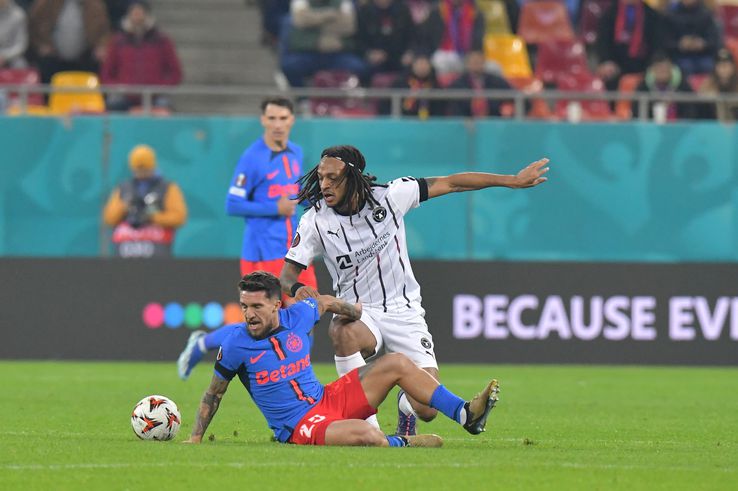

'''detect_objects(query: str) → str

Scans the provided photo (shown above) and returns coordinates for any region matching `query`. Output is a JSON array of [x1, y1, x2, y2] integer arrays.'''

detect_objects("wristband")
[[290, 282, 306, 297]]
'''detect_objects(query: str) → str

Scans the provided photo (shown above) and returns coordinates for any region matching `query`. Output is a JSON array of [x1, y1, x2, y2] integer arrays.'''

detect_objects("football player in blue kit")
[[184, 271, 499, 447]]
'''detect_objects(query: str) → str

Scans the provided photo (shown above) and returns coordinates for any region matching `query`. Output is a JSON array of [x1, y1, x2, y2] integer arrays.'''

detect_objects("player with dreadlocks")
[[281, 144, 550, 437]]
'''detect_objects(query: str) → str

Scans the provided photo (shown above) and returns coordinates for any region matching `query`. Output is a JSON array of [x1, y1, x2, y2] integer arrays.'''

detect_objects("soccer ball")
[[131, 395, 181, 441]]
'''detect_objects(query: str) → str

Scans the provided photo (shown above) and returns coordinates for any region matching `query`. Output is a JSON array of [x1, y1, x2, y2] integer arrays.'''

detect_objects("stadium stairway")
[[153, 0, 278, 114]]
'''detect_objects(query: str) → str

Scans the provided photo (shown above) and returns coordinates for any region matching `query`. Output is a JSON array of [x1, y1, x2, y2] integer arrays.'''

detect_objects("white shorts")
[[357, 307, 438, 370]]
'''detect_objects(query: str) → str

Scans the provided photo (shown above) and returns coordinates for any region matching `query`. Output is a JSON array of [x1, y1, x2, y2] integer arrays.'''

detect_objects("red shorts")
[[289, 369, 376, 445], [240, 258, 318, 300]]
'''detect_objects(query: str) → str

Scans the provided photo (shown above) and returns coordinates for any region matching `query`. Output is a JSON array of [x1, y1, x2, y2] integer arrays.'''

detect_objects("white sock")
[[334, 353, 381, 430], [398, 391, 417, 417]]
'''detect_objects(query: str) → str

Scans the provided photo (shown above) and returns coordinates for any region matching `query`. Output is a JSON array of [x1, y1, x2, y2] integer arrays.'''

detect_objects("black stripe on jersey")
[[289, 379, 316, 405], [363, 216, 378, 238], [384, 197, 399, 228], [215, 361, 238, 382], [314, 221, 327, 251], [393, 236, 412, 308], [269, 337, 287, 360], [417, 178, 429, 203], [339, 223, 352, 251], [353, 267, 360, 303], [284, 257, 307, 270], [376, 255, 388, 312]]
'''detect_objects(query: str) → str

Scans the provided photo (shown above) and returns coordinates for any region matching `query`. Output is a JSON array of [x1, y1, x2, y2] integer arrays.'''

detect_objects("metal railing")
[[1, 83, 735, 121]]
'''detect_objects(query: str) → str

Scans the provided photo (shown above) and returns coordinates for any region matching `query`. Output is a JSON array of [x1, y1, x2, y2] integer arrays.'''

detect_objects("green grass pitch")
[[1, 361, 736, 490]]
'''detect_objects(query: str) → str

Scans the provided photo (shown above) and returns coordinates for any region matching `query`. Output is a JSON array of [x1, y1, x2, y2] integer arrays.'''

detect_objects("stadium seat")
[[555, 74, 613, 121], [0, 68, 46, 113], [477, 0, 513, 35], [309, 70, 375, 117], [725, 36, 738, 65], [720, 5, 738, 40], [535, 40, 590, 86], [48, 71, 106, 115], [508, 76, 554, 119], [688, 74, 709, 92], [484, 34, 533, 79], [370, 72, 399, 89], [517, 0, 575, 45], [437, 72, 460, 88], [614, 72, 644, 120], [579, 0, 613, 45]]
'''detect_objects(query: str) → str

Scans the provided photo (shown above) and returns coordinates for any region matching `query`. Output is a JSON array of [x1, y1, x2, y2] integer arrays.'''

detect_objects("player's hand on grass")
[[277, 195, 297, 217], [295, 285, 320, 301], [514, 158, 550, 188]]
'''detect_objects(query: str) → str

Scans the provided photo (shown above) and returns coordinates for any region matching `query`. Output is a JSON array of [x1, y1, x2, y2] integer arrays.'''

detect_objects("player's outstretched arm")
[[316, 295, 362, 321], [426, 158, 550, 199], [183, 375, 230, 444], [280, 261, 320, 300]]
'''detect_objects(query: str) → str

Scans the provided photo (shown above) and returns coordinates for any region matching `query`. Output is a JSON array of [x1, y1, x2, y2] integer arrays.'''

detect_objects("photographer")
[[102, 144, 187, 257]]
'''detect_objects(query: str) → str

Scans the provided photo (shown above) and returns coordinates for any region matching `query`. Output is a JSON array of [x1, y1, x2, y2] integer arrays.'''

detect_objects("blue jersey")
[[226, 137, 304, 261], [214, 299, 322, 443]]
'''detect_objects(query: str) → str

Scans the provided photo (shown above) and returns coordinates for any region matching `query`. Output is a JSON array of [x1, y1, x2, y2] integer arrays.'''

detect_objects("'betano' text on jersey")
[[286, 177, 429, 313], [214, 299, 321, 443]]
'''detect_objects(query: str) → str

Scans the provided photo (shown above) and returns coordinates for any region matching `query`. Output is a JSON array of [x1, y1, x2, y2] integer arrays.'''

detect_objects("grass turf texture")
[[0, 362, 736, 490]]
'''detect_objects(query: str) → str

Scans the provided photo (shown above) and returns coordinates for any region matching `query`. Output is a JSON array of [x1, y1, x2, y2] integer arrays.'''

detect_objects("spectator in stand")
[[698, 48, 738, 121], [633, 51, 698, 120], [660, 0, 720, 76], [423, 0, 485, 75], [357, 0, 415, 76], [280, 0, 368, 87], [595, 0, 662, 92], [29, 0, 111, 84], [100, 0, 182, 112], [103, 144, 187, 258], [0, 0, 28, 68], [380, 53, 446, 118], [256, 0, 290, 48], [106, 0, 131, 31], [448, 50, 514, 118]]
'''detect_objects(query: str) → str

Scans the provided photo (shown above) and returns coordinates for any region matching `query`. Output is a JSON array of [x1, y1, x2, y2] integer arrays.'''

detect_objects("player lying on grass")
[[184, 271, 500, 447]]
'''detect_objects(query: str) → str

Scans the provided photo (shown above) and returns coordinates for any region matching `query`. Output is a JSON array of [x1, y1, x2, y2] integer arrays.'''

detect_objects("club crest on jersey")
[[236, 173, 246, 187], [420, 337, 432, 350], [372, 206, 387, 223], [292, 232, 301, 248], [286, 333, 303, 352]]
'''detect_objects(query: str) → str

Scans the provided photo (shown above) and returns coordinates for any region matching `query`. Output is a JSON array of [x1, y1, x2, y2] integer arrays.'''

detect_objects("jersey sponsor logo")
[[216, 347, 223, 361], [268, 183, 299, 198], [266, 170, 280, 180], [249, 351, 267, 364], [255, 353, 311, 385], [372, 206, 387, 223], [236, 173, 246, 187], [286, 333, 303, 353], [292, 232, 301, 248], [336, 254, 354, 270], [299, 414, 326, 440], [326, 228, 341, 238]]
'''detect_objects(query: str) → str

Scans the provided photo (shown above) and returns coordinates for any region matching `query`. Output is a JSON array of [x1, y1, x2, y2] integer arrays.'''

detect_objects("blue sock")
[[203, 325, 238, 351], [386, 435, 408, 447], [429, 385, 466, 424]]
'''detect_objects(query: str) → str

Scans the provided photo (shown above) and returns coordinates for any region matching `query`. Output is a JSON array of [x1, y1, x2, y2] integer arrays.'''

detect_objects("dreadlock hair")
[[297, 145, 385, 214]]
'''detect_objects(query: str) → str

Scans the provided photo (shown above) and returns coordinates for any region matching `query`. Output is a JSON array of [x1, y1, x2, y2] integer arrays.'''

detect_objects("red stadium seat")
[[615, 72, 644, 120], [720, 5, 738, 40], [688, 74, 708, 92], [555, 74, 613, 121], [535, 40, 591, 86], [508, 76, 554, 119], [370, 72, 399, 89], [309, 70, 376, 117], [0, 68, 45, 108], [725, 36, 738, 65], [579, 0, 613, 45], [517, 1, 575, 45], [437, 72, 460, 88]]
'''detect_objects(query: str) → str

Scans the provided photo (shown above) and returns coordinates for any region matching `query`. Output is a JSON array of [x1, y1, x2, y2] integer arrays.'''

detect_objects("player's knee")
[[383, 352, 414, 374], [348, 423, 385, 446]]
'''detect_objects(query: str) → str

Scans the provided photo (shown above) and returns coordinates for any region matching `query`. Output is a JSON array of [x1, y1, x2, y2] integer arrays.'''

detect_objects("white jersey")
[[286, 177, 429, 313]]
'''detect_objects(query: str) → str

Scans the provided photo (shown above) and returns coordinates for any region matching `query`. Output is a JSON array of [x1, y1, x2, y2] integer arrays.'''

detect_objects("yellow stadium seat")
[[484, 34, 533, 79], [477, 0, 512, 34], [49, 71, 105, 115]]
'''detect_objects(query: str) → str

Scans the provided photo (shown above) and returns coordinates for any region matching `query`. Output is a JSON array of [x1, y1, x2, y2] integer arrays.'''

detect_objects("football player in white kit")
[[280, 145, 549, 435]]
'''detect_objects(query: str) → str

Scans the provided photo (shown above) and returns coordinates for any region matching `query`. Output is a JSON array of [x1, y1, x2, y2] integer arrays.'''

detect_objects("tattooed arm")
[[182, 375, 230, 444], [280, 260, 320, 299], [425, 158, 550, 199], [316, 294, 362, 320]]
